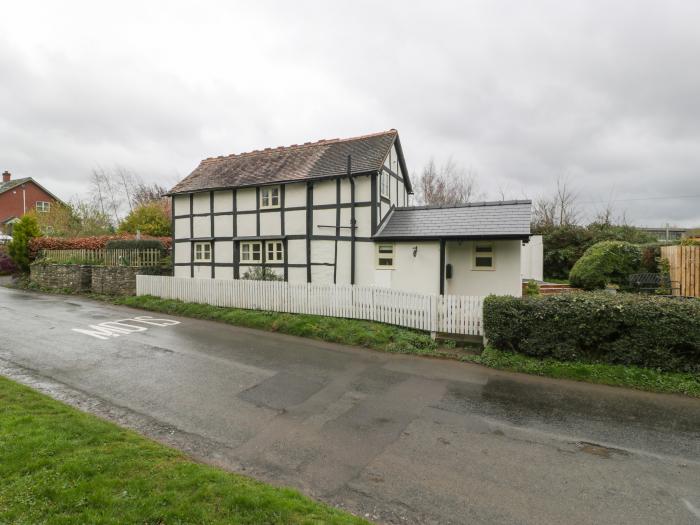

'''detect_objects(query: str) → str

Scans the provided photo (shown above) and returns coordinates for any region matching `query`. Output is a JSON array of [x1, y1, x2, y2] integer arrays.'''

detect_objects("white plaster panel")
[[237, 188, 256, 211], [285, 210, 306, 235], [236, 214, 256, 237], [355, 176, 372, 202], [192, 192, 210, 214], [311, 239, 335, 264], [260, 211, 282, 236], [215, 266, 234, 280], [174, 243, 190, 264], [334, 241, 352, 285], [173, 195, 189, 216], [339, 178, 351, 204], [194, 265, 211, 279], [311, 265, 334, 284], [213, 190, 234, 212], [192, 216, 211, 238], [380, 202, 389, 222], [285, 183, 306, 207], [174, 266, 190, 278], [215, 241, 233, 264], [287, 267, 306, 284], [214, 215, 233, 237], [313, 208, 336, 233], [313, 179, 337, 206], [174, 218, 190, 239], [287, 239, 307, 264], [354, 242, 376, 286], [390, 242, 441, 295], [355, 208, 372, 238], [445, 239, 522, 297]]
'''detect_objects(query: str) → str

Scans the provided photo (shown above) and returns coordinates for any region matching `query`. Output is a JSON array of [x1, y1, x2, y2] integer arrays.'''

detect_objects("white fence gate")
[[136, 275, 484, 336]]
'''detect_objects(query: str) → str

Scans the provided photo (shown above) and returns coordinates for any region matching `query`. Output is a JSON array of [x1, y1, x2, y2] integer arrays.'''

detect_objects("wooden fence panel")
[[661, 245, 700, 297], [136, 276, 486, 336]]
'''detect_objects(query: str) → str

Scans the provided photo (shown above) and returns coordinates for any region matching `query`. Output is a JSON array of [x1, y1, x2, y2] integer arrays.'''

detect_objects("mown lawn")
[[0, 376, 368, 525], [465, 347, 700, 398], [111, 294, 454, 357]]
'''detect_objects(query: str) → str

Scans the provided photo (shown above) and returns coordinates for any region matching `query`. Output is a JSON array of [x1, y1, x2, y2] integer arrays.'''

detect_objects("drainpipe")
[[22, 185, 26, 214], [348, 155, 356, 285]]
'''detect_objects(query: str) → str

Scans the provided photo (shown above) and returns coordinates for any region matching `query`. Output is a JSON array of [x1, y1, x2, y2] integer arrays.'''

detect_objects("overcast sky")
[[1, 0, 699, 226]]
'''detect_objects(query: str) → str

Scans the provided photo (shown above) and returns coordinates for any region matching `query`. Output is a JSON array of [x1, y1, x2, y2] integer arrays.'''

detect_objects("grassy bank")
[[465, 347, 700, 398], [111, 294, 457, 357], [0, 376, 367, 524]]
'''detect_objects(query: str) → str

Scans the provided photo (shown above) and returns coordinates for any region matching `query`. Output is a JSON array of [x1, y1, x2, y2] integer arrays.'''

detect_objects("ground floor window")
[[265, 240, 284, 262], [376, 243, 394, 268], [240, 241, 262, 262], [473, 243, 494, 269], [194, 241, 212, 262]]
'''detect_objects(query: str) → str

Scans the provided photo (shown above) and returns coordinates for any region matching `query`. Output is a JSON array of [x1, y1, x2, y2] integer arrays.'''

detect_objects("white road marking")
[[72, 316, 180, 340], [683, 498, 700, 520]]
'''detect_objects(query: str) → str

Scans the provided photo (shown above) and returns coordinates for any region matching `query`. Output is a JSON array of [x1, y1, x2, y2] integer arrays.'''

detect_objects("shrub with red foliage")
[[29, 235, 172, 258], [0, 246, 18, 275]]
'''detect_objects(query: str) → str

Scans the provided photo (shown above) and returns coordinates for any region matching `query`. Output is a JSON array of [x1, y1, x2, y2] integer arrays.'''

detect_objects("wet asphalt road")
[[1, 286, 699, 524]]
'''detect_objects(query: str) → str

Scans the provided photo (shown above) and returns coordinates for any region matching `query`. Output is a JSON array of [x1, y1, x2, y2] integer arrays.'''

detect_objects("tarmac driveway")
[[1, 286, 699, 524]]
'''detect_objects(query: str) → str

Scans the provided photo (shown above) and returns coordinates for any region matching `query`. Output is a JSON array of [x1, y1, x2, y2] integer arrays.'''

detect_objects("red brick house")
[[0, 171, 63, 235]]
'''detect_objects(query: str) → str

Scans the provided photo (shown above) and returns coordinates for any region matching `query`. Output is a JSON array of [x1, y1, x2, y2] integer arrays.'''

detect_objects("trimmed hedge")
[[30, 235, 172, 258], [483, 293, 700, 373], [569, 240, 641, 290], [105, 239, 166, 251]]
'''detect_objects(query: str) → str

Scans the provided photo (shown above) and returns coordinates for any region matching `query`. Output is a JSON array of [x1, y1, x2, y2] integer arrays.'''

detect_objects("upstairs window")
[[266, 241, 284, 262], [260, 186, 280, 208], [194, 242, 211, 262], [240, 241, 262, 262], [473, 243, 494, 270], [36, 201, 51, 213], [376, 244, 394, 268], [380, 172, 390, 198]]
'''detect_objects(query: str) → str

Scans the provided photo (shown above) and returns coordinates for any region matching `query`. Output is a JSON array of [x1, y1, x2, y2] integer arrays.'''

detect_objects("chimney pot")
[[2, 171, 10, 183]]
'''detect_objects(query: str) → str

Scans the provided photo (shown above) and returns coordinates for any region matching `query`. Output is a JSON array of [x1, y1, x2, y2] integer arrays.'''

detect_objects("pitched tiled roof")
[[374, 200, 532, 239], [0, 177, 32, 195], [169, 130, 406, 194]]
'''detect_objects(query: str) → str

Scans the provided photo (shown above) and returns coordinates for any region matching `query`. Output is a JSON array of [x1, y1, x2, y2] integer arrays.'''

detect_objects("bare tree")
[[533, 177, 580, 228], [415, 158, 480, 206], [132, 182, 169, 207]]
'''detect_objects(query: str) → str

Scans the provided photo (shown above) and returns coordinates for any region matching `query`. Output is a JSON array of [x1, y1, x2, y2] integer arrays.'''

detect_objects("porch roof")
[[373, 200, 531, 240]]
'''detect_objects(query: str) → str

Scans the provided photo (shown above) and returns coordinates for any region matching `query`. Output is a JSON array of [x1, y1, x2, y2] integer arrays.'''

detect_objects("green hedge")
[[569, 240, 641, 290], [105, 239, 165, 251], [483, 293, 700, 373]]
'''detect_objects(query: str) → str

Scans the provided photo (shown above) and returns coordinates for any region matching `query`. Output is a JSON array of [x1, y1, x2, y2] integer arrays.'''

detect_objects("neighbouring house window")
[[260, 186, 280, 208], [266, 241, 284, 262], [380, 172, 390, 198], [36, 201, 50, 213], [194, 242, 212, 262], [240, 241, 262, 262], [376, 244, 394, 268], [473, 243, 494, 270]]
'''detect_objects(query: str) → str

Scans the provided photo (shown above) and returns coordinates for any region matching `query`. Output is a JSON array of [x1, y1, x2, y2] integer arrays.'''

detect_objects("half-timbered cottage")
[[168, 129, 532, 296]]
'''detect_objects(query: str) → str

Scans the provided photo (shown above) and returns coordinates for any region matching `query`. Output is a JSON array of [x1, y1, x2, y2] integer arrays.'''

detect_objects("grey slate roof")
[[0, 177, 32, 195], [374, 200, 532, 239], [169, 129, 411, 194]]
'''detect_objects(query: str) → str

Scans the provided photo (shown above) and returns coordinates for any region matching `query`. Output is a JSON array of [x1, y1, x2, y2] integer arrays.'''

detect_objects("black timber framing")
[[210, 191, 215, 278], [370, 172, 378, 235], [189, 193, 194, 278], [439, 239, 446, 295], [306, 181, 313, 282]]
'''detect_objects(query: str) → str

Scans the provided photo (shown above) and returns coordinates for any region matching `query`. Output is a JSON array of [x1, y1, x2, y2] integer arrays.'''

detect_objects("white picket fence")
[[136, 275, 484, 336]]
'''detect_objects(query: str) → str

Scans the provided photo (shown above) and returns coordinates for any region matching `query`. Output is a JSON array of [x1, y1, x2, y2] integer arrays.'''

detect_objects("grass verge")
[[464, 346, 700, 398], [110, 294, 461, 358], [0, 376, 367, 524]]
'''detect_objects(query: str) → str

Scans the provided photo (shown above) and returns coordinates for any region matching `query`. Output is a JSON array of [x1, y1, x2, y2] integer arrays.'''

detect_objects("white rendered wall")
[[445, 239, 522, 297], [521, 235, 543, 281]]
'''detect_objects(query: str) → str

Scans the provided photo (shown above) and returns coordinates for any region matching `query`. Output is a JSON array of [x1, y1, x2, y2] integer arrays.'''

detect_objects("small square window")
[[265, 241, 284, 262], [194, 242, 212, 262], [260, 186, 280, 208], [473, 244, 494, 270], [240, 242, 262, 262], [36, 201, 51, 213], [376, 244, 394, 268]]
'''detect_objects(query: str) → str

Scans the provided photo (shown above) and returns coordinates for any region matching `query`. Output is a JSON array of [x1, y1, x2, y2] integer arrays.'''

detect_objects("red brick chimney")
[[2, 171, 10, 183]]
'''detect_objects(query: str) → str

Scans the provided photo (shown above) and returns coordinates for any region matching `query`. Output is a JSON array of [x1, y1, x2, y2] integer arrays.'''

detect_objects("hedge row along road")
[[1, 286, 700, 524]]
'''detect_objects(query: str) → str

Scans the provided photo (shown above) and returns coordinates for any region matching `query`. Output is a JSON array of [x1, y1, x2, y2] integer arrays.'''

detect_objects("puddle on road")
[[576, 441, 630, 459]]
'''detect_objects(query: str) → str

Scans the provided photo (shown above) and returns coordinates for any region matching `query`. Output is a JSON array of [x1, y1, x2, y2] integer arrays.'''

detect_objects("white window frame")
[[265, 240, 284, 262], [380, 172, 390, 199], [376, 243, 395, 269], [260, 186, 280, 209], [240, 241, 262, 262], [194, 241, 212, 262], [36, 201, 51, 213], [473, 242, 495, 270]]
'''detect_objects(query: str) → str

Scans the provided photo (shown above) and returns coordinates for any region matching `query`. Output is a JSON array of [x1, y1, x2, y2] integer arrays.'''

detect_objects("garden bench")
[[627, 273, 678, 295]]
